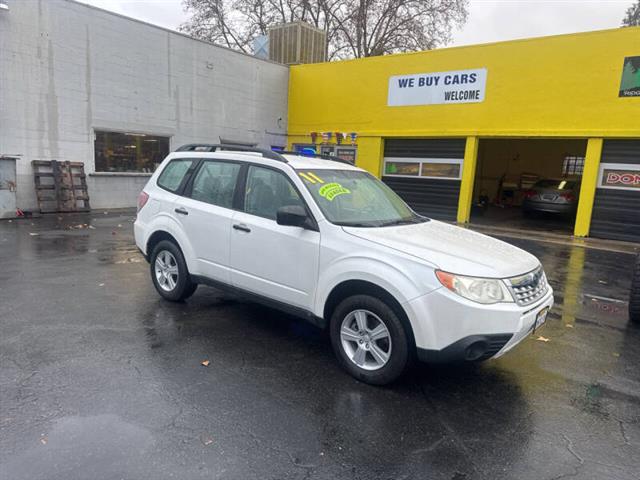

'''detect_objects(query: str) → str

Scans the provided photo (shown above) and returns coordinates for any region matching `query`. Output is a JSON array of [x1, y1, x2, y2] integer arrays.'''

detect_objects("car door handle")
[[174, 207, 188, 215], [233, 224, 251, 233]]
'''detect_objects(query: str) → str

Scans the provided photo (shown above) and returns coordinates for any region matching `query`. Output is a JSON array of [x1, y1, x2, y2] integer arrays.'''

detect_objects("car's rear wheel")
[[150, 240, 197, 302], [330, 294, 409, 385], [630, 255, 640, 324]]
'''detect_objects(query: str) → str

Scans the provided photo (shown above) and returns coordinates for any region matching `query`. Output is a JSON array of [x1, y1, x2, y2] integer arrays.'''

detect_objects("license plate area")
[[532, 306, 549, 334]]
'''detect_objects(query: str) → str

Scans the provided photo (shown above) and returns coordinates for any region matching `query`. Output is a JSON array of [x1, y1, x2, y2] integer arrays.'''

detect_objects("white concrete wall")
[[0, 0, 289, 210]]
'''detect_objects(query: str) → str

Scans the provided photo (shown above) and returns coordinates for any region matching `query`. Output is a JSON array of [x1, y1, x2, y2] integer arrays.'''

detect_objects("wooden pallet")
[[32, 160, 91, 213]]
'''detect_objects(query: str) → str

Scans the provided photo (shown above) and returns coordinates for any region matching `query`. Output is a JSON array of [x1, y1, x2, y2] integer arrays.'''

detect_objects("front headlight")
[[435, 270, 514, 304]]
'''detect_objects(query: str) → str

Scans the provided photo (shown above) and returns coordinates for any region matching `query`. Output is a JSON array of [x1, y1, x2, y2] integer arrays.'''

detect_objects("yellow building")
[[287, 27, 640, 242]]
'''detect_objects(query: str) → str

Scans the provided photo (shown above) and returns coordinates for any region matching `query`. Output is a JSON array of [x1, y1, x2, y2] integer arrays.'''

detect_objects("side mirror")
[[277, 205, 311, 229]]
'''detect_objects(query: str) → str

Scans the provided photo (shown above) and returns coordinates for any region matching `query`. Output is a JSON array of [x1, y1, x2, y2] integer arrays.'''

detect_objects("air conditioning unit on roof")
[[268, 21, 327, 65]]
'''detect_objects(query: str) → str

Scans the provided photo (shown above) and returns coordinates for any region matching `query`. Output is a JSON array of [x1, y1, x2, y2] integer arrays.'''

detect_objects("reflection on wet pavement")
[[1, 211, 639, 479]]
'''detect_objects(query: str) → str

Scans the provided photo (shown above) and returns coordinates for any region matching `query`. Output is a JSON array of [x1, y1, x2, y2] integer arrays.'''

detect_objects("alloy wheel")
[[340, 309, 392, 371], [154, 250, 179, 292]]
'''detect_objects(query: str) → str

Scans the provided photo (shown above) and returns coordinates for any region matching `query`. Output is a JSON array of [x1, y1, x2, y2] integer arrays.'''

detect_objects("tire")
[[630, 255, 640, 324], [150, 240, 198, 302], [330, 294, 410, 385]]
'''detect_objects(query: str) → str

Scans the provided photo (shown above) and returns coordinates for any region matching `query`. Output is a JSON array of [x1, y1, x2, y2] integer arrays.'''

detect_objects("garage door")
[[590, 140, 640, 243], [382, 139, 465, 221]]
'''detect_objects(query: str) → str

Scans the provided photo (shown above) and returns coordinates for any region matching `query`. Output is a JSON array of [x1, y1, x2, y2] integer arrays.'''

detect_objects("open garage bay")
[[471, 138, 588, 235]]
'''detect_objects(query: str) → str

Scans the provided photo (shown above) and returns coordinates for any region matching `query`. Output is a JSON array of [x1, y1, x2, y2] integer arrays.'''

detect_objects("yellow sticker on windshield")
[[299, 172, 316, 183], [319, 182, 351, 201], [307, 172, 325, 184]]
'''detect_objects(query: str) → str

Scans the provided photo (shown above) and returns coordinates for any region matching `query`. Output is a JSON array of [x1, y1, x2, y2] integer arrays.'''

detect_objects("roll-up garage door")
[[590, 140, 640, 243], [382, 139, 465, 221]]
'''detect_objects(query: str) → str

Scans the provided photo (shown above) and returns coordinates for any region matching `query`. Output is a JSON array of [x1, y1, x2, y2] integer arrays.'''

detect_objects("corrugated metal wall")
[[382, 139, 465, 221], [384, 139, 467, 159], [590, 140, 640, 243], [382, 177, 460, 220]]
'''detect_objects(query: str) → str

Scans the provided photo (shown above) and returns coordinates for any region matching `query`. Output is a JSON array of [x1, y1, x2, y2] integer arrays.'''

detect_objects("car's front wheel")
[[150, 240, 197, 302], [330, 294, 410, 385]]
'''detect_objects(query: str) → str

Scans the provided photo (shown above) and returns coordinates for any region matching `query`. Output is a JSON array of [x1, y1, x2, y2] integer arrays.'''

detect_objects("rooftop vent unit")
[[268, 21, 326, 65]]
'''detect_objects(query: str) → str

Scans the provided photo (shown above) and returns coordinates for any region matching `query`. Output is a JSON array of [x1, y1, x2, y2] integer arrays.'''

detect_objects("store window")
[[385, 161, 420, 176], [562, 155, 585, 176], [384, 158, 462, 179], [94, 131, 170, 173], [421, 162, 461, 178]]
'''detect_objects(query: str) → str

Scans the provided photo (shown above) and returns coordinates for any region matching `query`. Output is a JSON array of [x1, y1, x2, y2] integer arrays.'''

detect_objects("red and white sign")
[[598, 163, 640, 190], [604, 171, 640, 186]]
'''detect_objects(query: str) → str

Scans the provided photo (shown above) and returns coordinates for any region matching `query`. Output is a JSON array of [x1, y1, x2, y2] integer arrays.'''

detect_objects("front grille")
[[507, 266, 548, 306]]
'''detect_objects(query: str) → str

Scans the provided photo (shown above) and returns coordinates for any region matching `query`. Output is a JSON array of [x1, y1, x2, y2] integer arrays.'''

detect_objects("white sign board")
[[388, 68, 487, 107], [597, 162, 640, 191]]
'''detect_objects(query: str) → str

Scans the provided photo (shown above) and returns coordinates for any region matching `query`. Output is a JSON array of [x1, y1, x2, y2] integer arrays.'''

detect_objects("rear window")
[[157, 159, 194, 192], [534, 179, 576, 190]]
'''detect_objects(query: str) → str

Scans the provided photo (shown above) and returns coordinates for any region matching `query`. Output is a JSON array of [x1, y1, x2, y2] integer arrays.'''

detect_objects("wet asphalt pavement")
[[1, 211, 639, 480]]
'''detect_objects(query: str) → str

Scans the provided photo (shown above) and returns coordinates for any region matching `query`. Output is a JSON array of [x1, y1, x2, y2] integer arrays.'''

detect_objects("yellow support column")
[[355, 137, 384, 177], [574, 138, 603, 237], [457, 136, 479, 224]]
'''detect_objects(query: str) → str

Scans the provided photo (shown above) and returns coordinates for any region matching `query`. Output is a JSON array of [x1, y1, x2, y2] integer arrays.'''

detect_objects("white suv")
[[134, 145, 554, 385]]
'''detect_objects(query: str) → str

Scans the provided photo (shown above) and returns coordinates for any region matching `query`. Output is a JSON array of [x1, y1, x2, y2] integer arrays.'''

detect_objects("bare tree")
[[179, 0, 468, 60], [622, 0, 640, 26]]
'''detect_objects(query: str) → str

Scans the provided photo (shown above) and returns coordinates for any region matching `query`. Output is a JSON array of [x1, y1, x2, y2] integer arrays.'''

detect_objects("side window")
[[191, 161, 241, 208], [157, 159, 194, 193], [244, 166, 304, 220]]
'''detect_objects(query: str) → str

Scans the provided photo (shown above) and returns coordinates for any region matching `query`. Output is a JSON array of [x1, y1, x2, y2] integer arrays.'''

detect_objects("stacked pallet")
[[32, 160, 91, 213]]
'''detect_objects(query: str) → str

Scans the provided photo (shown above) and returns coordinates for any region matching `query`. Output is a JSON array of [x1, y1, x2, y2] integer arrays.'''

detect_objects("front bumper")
[[417, 333, 514, 363], [407, 285, 554, 363], [523, 200, 575, 214]]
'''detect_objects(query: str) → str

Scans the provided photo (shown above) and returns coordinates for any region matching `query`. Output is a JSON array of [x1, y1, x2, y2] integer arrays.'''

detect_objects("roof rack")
[[280, 150, 354, 166], [175, 143, 287, 163]]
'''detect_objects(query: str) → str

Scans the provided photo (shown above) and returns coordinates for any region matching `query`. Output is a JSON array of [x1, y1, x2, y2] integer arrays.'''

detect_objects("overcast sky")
[[80, 0, 632, 47]]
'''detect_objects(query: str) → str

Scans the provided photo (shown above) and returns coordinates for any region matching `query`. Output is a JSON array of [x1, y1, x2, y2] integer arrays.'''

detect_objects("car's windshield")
[[296, 169, 427, 227]]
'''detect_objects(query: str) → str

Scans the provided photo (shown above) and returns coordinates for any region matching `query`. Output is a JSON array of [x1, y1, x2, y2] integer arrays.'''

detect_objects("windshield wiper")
[[335, 221, 378, 227], [379, 216, 428, 227], [336, 216, 429, 228]]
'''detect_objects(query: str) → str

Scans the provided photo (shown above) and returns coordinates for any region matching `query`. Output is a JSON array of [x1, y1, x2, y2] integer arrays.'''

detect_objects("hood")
[[342, 220, 540, 278]]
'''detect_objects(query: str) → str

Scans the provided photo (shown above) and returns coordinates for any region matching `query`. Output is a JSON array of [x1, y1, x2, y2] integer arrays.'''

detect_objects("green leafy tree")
[[622, 0, 640, 26]]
